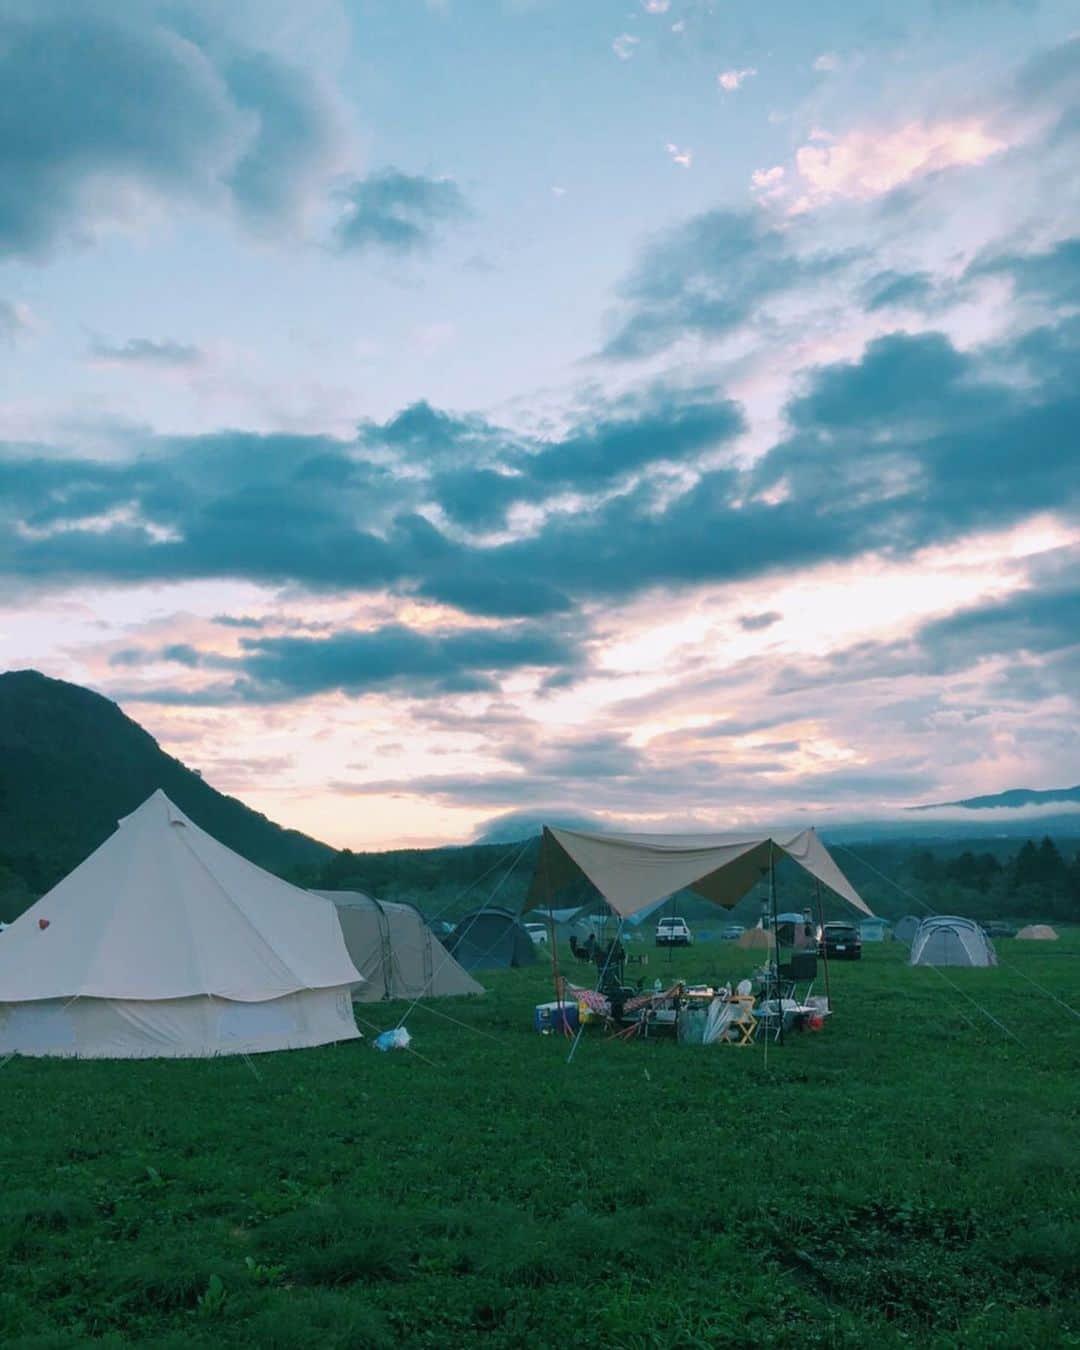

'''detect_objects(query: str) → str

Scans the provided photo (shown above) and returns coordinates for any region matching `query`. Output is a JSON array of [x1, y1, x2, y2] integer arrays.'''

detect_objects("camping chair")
[[726, 993, 757, 1047]]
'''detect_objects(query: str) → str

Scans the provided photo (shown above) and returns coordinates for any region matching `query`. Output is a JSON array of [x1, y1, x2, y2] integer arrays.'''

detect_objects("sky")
[[1, 0, 1078, 850]]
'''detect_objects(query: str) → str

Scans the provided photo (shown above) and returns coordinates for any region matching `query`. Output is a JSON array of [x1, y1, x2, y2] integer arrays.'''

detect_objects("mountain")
[[912, 785, 1080, 811], [0, 670, 332, 899]]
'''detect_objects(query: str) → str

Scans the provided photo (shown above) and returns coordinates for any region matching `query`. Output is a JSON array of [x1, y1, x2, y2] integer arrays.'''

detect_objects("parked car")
[[818, 922, 862, 960], [720, 924, 745, 940], [523, 922, 549, 946], [655, 916, 694, 947], [981, 921, 1017, 939]]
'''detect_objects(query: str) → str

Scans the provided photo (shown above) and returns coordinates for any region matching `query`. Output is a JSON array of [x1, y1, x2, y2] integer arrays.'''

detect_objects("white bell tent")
[[0, 791, 363, 1059]]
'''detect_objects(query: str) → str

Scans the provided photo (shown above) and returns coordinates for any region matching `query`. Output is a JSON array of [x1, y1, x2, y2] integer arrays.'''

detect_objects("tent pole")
[[770, 840, 784, 1047], [542, 830, 568, 1031], [815, 879, 832, 1013]]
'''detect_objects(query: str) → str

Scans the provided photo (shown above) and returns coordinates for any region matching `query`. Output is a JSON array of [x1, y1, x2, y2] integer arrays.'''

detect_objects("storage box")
[[534, 1001, 579, 1034]]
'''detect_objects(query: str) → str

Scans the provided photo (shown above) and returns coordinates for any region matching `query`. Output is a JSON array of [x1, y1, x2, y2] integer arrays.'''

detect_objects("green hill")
[[0, 670, 332, 913]]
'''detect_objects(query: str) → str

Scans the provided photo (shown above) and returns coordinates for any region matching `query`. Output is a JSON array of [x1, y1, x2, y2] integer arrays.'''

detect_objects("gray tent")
[[910, 916, 997, 968], [313, 891, 482, 1002], [444, 907, 538, 971], [894, 915, 921, 945]]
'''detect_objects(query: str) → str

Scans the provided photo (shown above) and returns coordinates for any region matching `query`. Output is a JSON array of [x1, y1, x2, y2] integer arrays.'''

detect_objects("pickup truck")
[[655, 916, 694, 947]]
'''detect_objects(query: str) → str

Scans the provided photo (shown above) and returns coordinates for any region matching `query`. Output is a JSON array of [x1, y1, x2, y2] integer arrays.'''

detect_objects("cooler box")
[[534, 1001, 579, 1033]]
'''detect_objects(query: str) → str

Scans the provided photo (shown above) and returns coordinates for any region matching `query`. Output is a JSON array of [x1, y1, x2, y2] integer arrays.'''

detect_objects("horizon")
[[1, 2, 1078, 850]]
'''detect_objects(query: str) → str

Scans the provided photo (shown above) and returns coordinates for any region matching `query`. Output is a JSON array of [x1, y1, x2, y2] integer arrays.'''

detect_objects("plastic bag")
[[373, 1027, 412, 1052]]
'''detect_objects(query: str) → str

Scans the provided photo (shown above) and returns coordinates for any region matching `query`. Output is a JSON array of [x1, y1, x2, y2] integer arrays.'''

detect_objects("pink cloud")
[[788, 119, 1007, 211], [718, 67, 757, 92]]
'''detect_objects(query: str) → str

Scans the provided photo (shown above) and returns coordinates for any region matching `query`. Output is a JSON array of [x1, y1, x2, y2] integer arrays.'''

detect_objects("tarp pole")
[[542, 830, 568, 1033], [770, 839, 784, 1047], [815, 879, 832, 1013]]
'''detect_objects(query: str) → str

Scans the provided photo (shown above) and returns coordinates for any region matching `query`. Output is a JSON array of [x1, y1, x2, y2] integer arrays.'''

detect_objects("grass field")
[[2, 935, 1078, 1349]]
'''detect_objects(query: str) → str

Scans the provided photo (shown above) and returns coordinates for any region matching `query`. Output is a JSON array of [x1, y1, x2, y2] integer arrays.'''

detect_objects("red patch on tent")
[[38, 918, 50, 930]]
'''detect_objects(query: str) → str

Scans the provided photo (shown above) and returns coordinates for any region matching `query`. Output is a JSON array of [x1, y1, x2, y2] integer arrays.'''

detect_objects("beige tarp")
[[312, 891, 483, 1001], [528, 825, 870, 920]]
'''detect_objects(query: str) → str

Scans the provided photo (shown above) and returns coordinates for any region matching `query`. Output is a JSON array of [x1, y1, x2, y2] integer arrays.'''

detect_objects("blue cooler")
[[534, 1000, 579, 1033]]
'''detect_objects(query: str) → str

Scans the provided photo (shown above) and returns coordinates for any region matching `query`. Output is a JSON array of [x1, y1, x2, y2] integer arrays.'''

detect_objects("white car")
[[655, 916, 694, 947], [524, 922, 549, 946]]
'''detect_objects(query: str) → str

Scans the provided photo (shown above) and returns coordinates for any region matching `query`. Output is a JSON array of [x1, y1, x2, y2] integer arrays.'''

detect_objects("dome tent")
[[910, 916, 997, 968], [1016, 924, 1058, 941], [894, 915, 921, 945], [444, 907, 538, 971], [0, 791, 362, 1059], [312, 890, 483, 1001], [859, 917, 892, 942]]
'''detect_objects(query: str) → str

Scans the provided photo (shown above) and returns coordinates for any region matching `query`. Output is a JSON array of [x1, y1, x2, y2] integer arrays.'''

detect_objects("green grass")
[[1, 935, 1078, 1348]]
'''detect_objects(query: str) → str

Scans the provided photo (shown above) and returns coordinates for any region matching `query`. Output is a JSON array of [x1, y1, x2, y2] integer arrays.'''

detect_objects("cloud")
[[333, 169, 469, 254], [0, 298, 34, 344], [665, 143, 693, 168], [718, 68, 757, 92], [739, 611, 782, 632], [812, 52, 840, 73], [113, 621, 577, 703], [88, 337, 204, 368], [861, 269, 938, 312], [641, 0, 670, 12], [612, 34, 640, 61], [0, 2, 349, 258], [2, 319, 1077, 640], [968, 237, 1080, 306], [603, 209, 855, 359], [788, 119, 1006, 212]]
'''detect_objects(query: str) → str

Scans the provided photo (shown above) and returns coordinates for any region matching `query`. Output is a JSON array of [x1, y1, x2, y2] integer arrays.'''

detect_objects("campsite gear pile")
[[560, 973, 830, 1047]]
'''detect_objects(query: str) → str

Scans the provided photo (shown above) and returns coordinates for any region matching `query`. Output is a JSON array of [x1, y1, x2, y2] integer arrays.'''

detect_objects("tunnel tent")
[[894, 915, 921, 945], [528, 825, 871, 921], [910, 916, 998, 968], [312, 890, 483, 1001], [444, 906, 538, 971], [0, 790, 362, 1059]]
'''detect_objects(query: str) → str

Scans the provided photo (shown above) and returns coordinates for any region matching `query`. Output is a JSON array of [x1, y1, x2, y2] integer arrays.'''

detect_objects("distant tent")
[[737, 926, 775, 950], [894, 915, 921, 945], [910, 916, 997, 968], [859, 917, 892, 942], [0, 791, 361, 1059], [312, 891, 483, 1001], [444, 907, 538, 971], [1016, 924, 1059, 941], [524, 906, 607, 942], [774, 911, 814, 947]]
